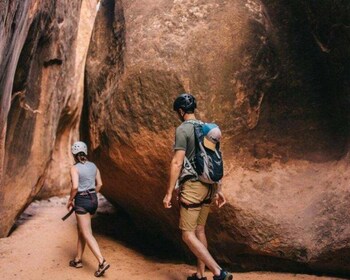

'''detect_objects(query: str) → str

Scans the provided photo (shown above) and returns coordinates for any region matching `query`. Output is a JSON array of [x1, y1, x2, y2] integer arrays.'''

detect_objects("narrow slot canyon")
[[0, 0, 349, 279]]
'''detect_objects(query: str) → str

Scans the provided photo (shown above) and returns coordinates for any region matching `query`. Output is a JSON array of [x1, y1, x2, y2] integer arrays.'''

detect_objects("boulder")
[[85, 0, 350, 275]]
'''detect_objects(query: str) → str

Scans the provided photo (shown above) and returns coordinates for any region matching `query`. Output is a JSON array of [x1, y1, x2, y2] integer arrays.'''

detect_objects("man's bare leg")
[[182, 230, 221, 276], [195, 225, 207, 277]]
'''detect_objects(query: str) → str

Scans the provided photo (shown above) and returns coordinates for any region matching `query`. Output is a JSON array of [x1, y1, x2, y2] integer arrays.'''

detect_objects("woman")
[[66, 141, 110, 277]]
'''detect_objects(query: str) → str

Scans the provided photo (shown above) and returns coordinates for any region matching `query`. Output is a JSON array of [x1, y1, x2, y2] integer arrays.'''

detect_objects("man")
[[163, 93, 232, 280]]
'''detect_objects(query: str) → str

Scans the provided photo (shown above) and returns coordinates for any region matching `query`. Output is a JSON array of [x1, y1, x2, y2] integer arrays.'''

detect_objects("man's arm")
[[163, 150, 185, 208]]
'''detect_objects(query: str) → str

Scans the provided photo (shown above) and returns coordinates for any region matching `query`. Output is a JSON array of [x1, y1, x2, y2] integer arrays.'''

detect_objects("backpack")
[[179, 120, 224, 185]]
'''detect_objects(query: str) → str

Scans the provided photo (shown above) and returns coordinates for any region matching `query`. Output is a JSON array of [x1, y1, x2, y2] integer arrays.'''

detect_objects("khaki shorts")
[[179, 180, 215, 231]]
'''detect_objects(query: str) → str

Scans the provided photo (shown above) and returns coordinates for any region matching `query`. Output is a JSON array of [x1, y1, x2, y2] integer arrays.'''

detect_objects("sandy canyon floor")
[[0, 196, 346, 280]]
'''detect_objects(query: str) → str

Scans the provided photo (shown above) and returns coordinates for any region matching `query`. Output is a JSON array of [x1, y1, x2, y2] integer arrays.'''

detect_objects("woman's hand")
[[67, 199, 74, 211]]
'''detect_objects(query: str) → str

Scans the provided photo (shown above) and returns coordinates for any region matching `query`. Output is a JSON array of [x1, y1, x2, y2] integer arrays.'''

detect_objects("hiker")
[[66, 141, 110, 277], [163, 93, 232, 280]]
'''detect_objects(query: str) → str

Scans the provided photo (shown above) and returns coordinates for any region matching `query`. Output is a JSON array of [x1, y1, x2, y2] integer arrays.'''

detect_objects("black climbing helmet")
[[173, 93, 197, 113]]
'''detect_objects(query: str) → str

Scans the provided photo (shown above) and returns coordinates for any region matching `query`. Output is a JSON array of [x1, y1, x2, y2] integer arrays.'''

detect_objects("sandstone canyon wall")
[[85, 0, 350, 275], [0, 0, 98, 237], [0, 0, 349, 276]]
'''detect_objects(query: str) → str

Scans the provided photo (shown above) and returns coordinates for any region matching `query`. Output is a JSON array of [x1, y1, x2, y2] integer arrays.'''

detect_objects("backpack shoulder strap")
[[183, 120, 204, 138], [184, 120, 204, 150], [183, 119, 204, 126]]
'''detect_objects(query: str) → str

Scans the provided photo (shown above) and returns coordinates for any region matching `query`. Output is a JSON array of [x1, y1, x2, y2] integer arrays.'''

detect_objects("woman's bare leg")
[[75, 223, 86, 260], [76, 213, 104, 263]]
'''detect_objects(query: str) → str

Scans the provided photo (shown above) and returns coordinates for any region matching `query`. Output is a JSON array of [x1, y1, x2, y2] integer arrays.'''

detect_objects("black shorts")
[[74, 192, 98, 215]]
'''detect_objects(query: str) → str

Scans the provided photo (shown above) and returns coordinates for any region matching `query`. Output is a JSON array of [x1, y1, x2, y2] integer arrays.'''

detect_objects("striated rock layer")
[[0, 0, 98, 237], [85, 0, 350, 276]]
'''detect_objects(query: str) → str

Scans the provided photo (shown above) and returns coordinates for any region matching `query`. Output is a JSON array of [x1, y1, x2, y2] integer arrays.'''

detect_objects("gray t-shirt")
[[174, 120, 202, 162], [75, 161, 97, 192]]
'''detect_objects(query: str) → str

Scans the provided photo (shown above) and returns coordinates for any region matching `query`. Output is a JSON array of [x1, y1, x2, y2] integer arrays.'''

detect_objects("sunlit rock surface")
[[0, 0, 98, 237]]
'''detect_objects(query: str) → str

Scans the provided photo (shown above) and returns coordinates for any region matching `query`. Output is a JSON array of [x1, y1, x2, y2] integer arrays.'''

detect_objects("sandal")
[[94, 259, 110, 277], [187, 273, 207, 280], [69, 259, 83, 268]]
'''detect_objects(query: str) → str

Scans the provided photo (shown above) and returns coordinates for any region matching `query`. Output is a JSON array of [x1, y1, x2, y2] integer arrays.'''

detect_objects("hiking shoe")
[[213, 270, 233, 280], [69, 259, 83, 268], [94, 259, 110, 277], [187, 273, 207, 280]]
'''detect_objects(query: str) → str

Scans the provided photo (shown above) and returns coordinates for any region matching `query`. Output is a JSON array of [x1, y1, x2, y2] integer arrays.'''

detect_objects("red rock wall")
[[37, 0, 98, 199], [0, 0, 98, 237]]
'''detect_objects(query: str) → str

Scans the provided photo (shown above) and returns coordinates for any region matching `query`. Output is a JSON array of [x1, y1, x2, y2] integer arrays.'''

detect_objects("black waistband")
[[180, 198, 212, 209], [77, 189, 96, 195]]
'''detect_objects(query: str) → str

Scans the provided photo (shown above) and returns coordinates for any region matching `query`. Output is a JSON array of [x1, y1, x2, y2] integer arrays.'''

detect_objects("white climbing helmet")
[[71, 141, 88, 155]]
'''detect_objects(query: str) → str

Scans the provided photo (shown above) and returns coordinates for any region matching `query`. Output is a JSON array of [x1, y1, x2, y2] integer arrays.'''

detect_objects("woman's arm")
[[95, 168, 103, 192], [67, 166, 79, 210]]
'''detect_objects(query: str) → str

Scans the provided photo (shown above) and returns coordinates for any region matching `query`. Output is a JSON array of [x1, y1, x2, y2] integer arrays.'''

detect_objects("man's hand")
[[163, 193, 172, 208], [215, 191, 226, 208], [67, 199, 74, 211]]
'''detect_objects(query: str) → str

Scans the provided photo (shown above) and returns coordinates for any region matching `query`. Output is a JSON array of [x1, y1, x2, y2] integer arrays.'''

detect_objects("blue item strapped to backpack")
[[182, 120, 224, 185]]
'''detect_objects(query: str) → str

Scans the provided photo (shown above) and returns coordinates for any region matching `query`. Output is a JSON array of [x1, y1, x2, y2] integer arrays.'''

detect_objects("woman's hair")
[[74, 152, 88, 164]]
